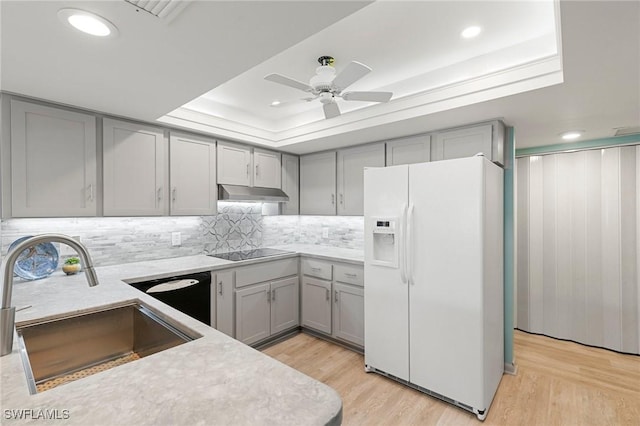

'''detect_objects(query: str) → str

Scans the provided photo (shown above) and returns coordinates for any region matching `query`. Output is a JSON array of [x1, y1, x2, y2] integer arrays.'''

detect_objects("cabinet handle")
[[172, 187, 177, 202], [334, 290, 339, 303], [311, 267, 321, 272], [157, 187, 162, 202], [218, 281, 223, 295], [267, 289, 271, 303], [325, 288, 330, 301], [246, 163, 250, 177], [271, 289, 275, 301], [255, 164, 259, 177], [340, 193, 343, 204], [345, 273, 357, 278], [88, 184, 94, 202], [331, 194, 335, 204]]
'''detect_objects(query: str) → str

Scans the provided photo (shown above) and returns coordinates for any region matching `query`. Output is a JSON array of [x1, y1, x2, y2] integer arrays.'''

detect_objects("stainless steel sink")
[[16, 301, 200, 394]]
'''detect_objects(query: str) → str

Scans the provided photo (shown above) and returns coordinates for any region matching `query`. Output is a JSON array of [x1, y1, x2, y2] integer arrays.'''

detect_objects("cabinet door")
[[270, 276, 299, 334], [300, 151, 336, 215], [235, 282, 271, 345], [103, 119, 167, 216], [169, 133, 217, 215], [217, 141, 251, 186], [337, 143, 385, 216], [386, 134, 431, 166], [434, 124, 493, 162], [281, 154, 299, 215], [301, 276, 332, 334], [254, 148, 281, 189], [10, 100, 97, 217], [216, 270, 234, 337], [333, 282, 365, 347]]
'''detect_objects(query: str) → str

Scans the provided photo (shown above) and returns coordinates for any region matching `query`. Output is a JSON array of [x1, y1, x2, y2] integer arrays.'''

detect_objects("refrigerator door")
[[408, 157, 487, 408], [364, 164, 409, 380]]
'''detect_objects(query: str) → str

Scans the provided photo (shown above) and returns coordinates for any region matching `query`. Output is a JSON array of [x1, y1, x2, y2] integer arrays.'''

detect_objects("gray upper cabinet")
[[433, 121, 504, 165], [281, 154, 299, 215], [253, 148, 281, 189], [217, 140, 252, 186], [10, 100, 97, 217], [386, 134, 431, 166], [337, 143, 385, 216], [300, 151, 337, 215], [169, 133, 217, 216], [103, 119, 168, 216]]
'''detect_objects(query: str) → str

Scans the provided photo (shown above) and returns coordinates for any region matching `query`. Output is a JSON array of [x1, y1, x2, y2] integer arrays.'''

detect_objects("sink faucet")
[[1, 234, 99, 356]]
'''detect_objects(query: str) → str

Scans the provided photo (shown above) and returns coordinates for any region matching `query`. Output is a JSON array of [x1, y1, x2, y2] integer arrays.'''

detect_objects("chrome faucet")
[[1, 234, 99, 356]]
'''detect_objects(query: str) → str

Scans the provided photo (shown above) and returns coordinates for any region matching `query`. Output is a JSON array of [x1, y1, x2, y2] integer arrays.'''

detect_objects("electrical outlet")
[[59, 236, 81, 256], [171, 232, 181, 247], [322, 227, 329, 239]]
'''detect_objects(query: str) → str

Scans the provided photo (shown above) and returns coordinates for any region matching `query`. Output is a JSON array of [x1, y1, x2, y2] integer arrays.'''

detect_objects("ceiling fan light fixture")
[[58, 8, 118, 37], [310, 65, 336, 92], [461, 26, 482, 39]]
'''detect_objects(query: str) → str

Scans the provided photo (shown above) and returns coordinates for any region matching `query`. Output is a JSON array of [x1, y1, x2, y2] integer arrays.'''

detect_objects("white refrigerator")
[[363, 155, 504, 421]]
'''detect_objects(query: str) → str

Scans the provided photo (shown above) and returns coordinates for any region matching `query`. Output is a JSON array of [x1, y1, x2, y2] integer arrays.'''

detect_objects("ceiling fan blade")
[[323, 102, 341, 119], [342, 91, 393, 103], [271, 96, 317, 107], [264, 73, 313, 93], [332, 61, 372, 91]]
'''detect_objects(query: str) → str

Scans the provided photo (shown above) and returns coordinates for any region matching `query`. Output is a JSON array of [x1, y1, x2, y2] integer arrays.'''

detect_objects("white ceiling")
[[1, 1, 639, 154]]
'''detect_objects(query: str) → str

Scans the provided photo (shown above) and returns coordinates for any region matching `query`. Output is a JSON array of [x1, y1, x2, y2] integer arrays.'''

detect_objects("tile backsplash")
[[1, 203, 263, 267], [1, 205, 364, 267], [263, 215, 364, 250]]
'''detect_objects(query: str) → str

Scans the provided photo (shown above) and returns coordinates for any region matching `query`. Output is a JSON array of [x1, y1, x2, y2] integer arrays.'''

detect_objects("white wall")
[[516, 145, 639, 354]]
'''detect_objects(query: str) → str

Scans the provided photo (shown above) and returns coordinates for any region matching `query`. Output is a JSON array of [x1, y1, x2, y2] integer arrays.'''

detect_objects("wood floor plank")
[[262, 331, 640, 425]]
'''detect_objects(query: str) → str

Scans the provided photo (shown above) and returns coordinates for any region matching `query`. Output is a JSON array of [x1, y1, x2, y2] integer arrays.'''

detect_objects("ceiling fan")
[[264, 56, 393, 119]]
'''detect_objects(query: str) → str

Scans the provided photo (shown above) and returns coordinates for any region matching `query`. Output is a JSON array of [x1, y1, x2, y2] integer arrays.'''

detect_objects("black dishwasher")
[[129, 271, 212, 326]]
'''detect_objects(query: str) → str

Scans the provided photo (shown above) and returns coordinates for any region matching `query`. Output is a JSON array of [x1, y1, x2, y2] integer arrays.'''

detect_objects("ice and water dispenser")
[[371, 218, 399, 268]]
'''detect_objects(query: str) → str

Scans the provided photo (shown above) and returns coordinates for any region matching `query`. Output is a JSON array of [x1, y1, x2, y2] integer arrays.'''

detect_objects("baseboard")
[[504, 362, 518, 375]]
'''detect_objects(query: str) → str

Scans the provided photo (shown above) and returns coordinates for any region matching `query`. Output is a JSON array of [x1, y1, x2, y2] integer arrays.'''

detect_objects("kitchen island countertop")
[[0, 245, 359, 425]]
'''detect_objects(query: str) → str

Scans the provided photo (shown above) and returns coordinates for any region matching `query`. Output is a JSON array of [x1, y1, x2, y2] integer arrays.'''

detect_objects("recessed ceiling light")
[[560, 131, 584, 140], [58, 9, 118, 37], [270, 100, 281, 107], [461, 26, 482, 39]]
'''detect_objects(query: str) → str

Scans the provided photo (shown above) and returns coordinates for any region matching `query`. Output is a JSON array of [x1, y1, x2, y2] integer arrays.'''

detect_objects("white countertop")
[[0, 245, 362, 425]]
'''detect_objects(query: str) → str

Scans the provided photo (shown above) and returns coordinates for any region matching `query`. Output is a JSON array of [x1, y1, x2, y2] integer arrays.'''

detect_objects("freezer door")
[[408, 156, 502, 409], [364, 165, 410, 380]]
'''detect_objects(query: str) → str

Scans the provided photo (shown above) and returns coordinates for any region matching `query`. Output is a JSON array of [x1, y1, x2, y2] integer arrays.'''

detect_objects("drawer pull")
[[311, 267, 321, 271], [344, 273, 358, 278]]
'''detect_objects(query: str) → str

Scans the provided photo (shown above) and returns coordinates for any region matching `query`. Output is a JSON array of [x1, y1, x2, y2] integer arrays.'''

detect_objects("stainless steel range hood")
[[218, 184, 289, 202]]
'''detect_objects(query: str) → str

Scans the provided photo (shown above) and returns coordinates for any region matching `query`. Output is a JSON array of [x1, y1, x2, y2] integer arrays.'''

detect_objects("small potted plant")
[[62, 257, 81, 275]]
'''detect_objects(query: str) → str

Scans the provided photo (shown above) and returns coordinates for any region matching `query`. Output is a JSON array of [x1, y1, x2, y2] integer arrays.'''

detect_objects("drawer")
[[334, 263, 364, 287], [235, 258, 298, 288], [301, 258, 332, 280]]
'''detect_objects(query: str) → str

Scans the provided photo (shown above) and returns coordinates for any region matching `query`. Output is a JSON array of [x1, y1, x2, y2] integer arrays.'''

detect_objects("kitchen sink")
[[16, 301, 200, 394]]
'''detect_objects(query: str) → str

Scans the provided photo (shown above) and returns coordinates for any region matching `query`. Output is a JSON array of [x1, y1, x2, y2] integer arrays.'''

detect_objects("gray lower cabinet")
[[301, 276, 333, 334], [236, 283, 271, 345], [235, 270, 299, 346], [215, 270, 234, 337], [301, 259, 364, 347], [333, 282, 364, 346]]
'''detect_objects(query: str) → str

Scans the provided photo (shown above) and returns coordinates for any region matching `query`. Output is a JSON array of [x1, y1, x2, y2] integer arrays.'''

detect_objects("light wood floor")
[[263, 330, 640, 425]]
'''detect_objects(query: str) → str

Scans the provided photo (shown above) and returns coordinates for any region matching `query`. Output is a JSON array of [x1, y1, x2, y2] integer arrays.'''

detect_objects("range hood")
[[218, 184, 289, 202]]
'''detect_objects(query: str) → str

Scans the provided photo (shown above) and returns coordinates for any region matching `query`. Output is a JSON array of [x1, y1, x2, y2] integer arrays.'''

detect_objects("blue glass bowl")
[[8, 236, 59, 281]]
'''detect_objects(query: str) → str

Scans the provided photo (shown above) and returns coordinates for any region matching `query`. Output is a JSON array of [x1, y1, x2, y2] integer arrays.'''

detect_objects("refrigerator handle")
[[400, 203, 408, 284], [407, 203, 415, 285]]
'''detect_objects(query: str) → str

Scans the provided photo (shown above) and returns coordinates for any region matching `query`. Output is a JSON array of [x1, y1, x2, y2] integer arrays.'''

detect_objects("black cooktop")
[[208, 248, 293, 261]]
